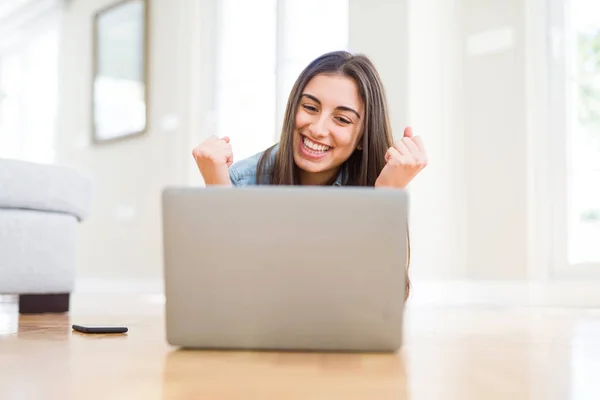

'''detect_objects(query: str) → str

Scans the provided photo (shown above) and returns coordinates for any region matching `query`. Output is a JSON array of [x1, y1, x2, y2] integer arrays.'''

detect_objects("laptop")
[[161, 186, 408, 352]]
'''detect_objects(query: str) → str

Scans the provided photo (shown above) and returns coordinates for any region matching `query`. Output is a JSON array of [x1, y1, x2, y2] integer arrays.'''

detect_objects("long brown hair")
[[257, 51, 411, 301], [257, 50, 393, 186]]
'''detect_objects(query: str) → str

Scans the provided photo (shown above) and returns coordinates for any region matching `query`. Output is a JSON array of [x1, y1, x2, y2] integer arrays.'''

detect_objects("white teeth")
[[303, 136, 331, 152]]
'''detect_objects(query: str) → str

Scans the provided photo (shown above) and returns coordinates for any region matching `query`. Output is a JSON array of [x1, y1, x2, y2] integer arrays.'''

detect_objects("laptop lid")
[[161, 186, 408, 352]]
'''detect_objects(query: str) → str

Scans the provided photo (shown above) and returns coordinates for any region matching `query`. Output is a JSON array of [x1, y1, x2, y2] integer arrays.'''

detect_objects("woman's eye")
[[336, 117, 352, 125], [302, 104, 318, 112]]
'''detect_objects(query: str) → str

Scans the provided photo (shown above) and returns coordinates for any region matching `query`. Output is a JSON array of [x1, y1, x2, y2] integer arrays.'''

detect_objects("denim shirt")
[[229, 143, 344, 186]]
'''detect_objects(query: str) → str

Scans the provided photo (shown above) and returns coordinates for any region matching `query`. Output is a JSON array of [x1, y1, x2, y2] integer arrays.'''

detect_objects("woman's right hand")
[[192, 136, 234, 186]]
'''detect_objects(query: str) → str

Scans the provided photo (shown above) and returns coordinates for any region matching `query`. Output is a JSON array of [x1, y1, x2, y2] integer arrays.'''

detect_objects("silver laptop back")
[[162, 186, 408, 352]]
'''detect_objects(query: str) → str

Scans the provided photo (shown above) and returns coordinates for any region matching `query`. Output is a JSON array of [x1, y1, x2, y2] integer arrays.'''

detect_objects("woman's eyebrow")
[[300, 93, 361, 119]]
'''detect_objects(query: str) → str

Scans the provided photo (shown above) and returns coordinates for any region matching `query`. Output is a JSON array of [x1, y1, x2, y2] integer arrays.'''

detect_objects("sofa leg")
[[18, 293, 70, 314]]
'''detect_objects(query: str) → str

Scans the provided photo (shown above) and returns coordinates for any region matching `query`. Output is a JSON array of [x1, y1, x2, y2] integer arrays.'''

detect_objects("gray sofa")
[[0, 158, 91, 313]]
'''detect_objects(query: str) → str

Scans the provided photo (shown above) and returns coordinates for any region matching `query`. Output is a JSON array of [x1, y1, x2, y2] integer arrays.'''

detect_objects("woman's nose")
[[308, 116, 329, 137]]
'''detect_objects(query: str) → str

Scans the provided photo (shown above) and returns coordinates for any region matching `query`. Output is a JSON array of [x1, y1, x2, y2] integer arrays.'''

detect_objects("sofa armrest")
[[0, 158, 92, 221]]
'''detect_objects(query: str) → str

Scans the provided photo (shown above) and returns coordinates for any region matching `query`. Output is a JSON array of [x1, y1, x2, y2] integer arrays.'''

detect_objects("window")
[[0, 5, 59, 164], [215, 0, 349, 161], [548, 0, 600, 277], [214, 0, 278, 162], [566, 0, 600, 267], [0, 54, 22, 158], [276, 0, 349, 133]]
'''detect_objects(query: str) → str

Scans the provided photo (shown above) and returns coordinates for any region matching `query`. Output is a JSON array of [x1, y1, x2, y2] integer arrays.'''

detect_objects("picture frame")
[[91, 0, 149, 144]]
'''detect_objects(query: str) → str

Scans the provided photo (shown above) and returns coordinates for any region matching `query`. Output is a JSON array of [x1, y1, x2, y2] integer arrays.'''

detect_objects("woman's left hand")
[[375, 127, 427, 189]]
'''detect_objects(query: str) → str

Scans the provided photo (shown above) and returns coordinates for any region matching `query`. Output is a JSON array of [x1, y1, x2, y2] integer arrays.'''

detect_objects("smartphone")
[[72, 324, 128, 334]]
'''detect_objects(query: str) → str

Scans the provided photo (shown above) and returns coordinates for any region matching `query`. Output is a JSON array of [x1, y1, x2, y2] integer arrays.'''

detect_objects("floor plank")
[[1, 293, 600, 399]]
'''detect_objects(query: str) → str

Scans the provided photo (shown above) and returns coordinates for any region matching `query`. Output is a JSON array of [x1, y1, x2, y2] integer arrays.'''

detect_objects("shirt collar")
[[332, 171, 344, 186]]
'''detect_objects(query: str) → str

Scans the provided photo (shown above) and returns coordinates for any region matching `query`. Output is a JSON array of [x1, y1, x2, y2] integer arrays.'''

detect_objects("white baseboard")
[[74, 278, 164, 295], [73, 278, 600, 308], [410, 280, 600, 308]]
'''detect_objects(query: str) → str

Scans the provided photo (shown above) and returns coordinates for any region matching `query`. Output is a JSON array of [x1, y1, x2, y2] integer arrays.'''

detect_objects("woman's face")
[[292, 74, 364, 185]]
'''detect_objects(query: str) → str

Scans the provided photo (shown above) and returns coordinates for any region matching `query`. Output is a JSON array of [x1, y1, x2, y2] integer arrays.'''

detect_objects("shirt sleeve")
[[229, 166, 241, 186], [229, 163, 255, 186]]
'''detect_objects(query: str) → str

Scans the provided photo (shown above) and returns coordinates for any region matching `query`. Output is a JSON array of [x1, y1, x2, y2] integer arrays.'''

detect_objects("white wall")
[[57, 0, 203, 282], [348, 0, 467, 281], [61, 0, 417, 285], [350, 0, 546, 282], [348, 0, 471, 281], [348, 0, 408, 139], [56, 0, 551, 286], [402, 0, 532, 282], [462, 0, 529, 280], [407, 0, 468, 280]]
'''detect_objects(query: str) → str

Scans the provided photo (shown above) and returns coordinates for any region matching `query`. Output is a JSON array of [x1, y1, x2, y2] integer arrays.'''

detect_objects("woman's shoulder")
[[229, 143, 279, 186]]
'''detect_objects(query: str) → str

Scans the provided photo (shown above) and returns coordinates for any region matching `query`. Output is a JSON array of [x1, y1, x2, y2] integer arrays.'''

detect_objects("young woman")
[[192, 51, 427, 300]]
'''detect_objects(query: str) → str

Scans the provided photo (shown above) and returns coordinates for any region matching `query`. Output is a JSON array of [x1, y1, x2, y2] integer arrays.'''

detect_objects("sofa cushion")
[[0, 158, 91, 221]]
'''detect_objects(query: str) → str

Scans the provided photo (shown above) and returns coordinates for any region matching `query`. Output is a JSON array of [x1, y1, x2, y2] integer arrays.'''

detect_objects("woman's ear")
[[356, 135, 364, 150]]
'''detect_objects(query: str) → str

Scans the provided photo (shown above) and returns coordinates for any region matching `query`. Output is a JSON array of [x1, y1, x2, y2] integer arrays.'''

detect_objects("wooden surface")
[[1, 293, 600, 399]]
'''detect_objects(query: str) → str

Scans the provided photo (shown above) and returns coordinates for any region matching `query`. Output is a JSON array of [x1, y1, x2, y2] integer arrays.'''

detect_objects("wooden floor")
[[1, 293, 600, 400]]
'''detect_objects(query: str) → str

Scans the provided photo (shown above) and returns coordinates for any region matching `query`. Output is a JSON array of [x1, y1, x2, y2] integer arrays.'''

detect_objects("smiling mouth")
[[301, 135, 332, 155]]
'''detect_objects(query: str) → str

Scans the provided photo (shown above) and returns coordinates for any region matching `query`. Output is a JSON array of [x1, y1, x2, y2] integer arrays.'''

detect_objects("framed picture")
[[92, 0, 149, 144]]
